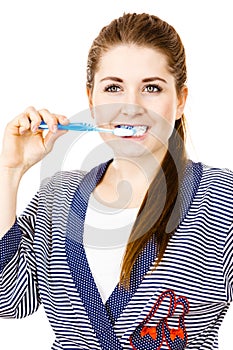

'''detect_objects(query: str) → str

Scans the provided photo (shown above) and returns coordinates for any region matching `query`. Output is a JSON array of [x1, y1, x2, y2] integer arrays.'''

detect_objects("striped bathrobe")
[[0, 160, 233, 349]]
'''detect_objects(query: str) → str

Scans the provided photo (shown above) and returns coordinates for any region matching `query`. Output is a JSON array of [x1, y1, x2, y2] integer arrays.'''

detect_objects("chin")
[[113, 144, 155, 160]]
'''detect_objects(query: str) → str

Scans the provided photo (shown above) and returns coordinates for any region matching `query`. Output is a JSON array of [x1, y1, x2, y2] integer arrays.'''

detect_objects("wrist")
[[0, 162, 25, 183]]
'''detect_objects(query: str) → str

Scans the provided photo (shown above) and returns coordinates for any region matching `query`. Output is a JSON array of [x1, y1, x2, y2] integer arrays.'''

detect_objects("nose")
[[120, 103, 145, 117], [120, 91, 145, 117]]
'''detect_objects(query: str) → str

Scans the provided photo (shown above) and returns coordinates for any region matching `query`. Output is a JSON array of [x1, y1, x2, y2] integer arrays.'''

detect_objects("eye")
[[104, 84, 122, 93], [143, 84, 162, 93]]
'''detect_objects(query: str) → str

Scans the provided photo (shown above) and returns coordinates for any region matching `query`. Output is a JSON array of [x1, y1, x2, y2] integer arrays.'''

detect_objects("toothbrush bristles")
[[113, 125, 136, 136]]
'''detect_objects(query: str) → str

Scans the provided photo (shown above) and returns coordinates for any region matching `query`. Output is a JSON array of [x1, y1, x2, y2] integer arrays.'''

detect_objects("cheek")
[[149, 93, 178, 122], [92, 103, 122, 126], [148, 109, 176, 144], [157, 101, 177, 123]]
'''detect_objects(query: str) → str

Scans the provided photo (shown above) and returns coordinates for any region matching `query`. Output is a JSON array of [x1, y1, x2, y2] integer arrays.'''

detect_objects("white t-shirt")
[[84, 194, 139, 303]]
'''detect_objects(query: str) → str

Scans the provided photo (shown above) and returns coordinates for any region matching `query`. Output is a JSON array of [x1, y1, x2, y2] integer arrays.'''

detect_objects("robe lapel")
[[105, 234, 157, 325]]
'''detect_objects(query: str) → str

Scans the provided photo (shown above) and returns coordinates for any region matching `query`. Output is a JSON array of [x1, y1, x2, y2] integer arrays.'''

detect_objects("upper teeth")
[[116, 125, 148, 137], [132, 125, 148, 136]]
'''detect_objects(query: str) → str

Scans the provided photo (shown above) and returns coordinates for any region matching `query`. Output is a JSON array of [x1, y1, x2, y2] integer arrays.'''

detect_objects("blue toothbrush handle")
[[39, 121, 94, 131]]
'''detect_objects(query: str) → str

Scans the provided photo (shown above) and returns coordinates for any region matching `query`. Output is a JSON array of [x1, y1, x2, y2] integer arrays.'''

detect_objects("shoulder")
[[39, 169, 87, 195], [181, 160, 233, 203], [194, 162, 233, 217], [37, 159, 112, 197], [200, 162, 233, 191]]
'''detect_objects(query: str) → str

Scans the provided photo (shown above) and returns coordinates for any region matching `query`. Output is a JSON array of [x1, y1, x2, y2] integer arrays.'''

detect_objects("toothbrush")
[[39, 121, 137, 137]]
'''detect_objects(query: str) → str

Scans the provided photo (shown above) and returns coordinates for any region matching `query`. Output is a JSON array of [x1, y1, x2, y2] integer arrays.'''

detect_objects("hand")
[[0, 106, 69, 174]]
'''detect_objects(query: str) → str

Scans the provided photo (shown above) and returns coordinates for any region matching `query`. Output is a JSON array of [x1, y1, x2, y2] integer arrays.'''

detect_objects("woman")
[[0, 12, 232, 350]]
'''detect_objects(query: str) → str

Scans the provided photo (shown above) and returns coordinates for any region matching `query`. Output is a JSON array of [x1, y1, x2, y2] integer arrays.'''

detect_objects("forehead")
[[96, 44, 171, 78]]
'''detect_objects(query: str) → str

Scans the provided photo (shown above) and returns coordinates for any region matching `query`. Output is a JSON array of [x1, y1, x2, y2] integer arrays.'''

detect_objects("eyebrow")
[[142, 77, 167, 84], [99, 76, 167, 84]]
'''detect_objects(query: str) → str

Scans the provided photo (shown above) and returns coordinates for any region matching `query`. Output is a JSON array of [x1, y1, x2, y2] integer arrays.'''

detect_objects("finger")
[[56, 114, 70, 125], [24, 106, 43, 133], [38, 109, 60, 133], [15, 113, 31, 135]]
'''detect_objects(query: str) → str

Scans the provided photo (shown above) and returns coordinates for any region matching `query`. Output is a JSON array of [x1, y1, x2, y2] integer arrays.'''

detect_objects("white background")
[[0, 0, 232, 348]]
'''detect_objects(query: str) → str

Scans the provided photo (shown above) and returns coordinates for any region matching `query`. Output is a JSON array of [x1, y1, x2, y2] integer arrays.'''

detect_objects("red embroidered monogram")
[[129, 289, 189, 349]]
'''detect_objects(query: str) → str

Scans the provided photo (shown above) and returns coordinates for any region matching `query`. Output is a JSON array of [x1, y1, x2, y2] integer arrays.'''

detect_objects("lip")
[[124, 131, 149, 140]]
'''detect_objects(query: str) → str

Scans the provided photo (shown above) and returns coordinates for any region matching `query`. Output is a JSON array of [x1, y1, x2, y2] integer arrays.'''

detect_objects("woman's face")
[[87, 44, 187, 159]]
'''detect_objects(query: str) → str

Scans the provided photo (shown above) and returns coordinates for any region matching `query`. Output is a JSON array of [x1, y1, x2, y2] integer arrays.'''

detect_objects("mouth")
[[114, 124, 149, 137]]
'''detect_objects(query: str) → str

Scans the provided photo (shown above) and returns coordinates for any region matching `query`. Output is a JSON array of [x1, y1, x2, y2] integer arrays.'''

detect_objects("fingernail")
[[20, 129, 26, 135], [61, 116, 68, 124], [52, 125, 57, 133]]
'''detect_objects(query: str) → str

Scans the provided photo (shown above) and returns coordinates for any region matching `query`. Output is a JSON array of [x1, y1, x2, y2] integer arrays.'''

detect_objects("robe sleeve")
[[223, 222, 233, 302], [0, 179, 48, 319], [0, 221, 22, 272]]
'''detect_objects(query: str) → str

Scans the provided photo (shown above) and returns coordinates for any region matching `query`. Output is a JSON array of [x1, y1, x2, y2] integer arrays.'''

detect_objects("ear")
[[86, 87, 93, 109], [176, 85, 188, 120]]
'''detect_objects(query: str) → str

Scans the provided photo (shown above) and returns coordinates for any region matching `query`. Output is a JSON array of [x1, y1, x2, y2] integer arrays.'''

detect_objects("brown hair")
[[86, 13, 187, 287]]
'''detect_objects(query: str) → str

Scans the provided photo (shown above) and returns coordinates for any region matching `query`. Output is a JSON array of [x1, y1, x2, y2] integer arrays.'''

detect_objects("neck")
[[94, 148, 167, 209], [110, 149, 167, 187]]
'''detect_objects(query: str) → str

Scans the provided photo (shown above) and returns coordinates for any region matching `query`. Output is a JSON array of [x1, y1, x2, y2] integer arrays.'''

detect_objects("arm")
[[0, 106, 69, 318], [0, 106, 69, 237], [0, 166, 23, 237]]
